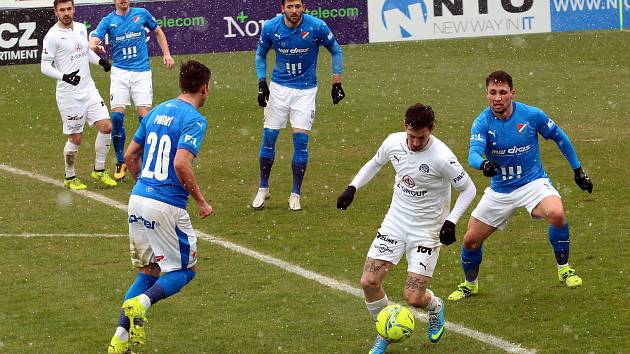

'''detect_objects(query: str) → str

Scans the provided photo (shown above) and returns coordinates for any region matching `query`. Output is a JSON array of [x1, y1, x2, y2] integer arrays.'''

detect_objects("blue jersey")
[[131, 98, 207, 209], [92, 7, 157, 72], [470, 101, 561, 193], [256, 14, 342, 89]]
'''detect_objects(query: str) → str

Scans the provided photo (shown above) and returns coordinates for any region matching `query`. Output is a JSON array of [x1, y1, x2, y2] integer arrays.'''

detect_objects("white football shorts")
[[56, 89, 109, 135], [471, 177, 561, 230], [110, 66, 153, 109], [366, 223, 441, 277], [127, 195, 198, 273], [263, 81, 317, 131]]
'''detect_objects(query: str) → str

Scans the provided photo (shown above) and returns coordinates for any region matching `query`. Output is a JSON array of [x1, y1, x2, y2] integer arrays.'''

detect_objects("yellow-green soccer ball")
[[375, 304, 415, 343]]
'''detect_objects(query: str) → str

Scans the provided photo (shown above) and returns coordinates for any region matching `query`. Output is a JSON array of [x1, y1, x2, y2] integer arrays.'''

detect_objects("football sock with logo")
[[424, 289, 441, 312], [549, 223, 570, 265], [63, 140, 79, 178], [94, 132, 111, 171], [117, 273, 159, 331], [461, 245, 483, 283], [291, 132, 309, 194], [259, 128, 279, 188], [144, 268, 196, 305], [111, 111, 125, 163], [366, 295, 389, 321]]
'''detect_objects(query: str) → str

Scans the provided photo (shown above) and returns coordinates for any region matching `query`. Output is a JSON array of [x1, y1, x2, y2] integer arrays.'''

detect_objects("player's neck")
[[283, 16, 302, 29], [57, 21, 73, 30], [116, 8, 130, 16], [492, 105, 514, 120], [178, 94, 200, 109]]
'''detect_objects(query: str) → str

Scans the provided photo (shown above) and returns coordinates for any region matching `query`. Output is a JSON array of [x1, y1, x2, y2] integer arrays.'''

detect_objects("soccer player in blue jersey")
[[107, 60, 212, 354], [252, 0, 345, 211], [89, 0, 175, 181], [447, 71, 593, 302]]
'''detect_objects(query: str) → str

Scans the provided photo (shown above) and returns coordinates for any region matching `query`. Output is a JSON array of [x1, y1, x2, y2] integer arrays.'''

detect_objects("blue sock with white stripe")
[[549, 223, 570, 265], [144, 268, 196, 305], [291, 132, 309, 194], [461, 246, 483, 283], [118, 273, 158, 330], [111, 111, 125, 163]]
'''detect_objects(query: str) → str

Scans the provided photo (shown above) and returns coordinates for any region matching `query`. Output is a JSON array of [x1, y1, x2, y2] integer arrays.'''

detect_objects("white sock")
[[63, 141, 80, 178], [557, 263, 569, 268], [138, 294, 152, 310], [425, 289, 442, 313], [94, 132, 111, 171], [114, 326, 129, 340], [366, 295, 389, 321]]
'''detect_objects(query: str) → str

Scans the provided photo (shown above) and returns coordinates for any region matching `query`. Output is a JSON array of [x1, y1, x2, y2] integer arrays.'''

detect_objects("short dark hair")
[[282, 0, 303, 5], [486, 70, 513, 89], [404, 103, 435, 130], [179, 60, 211, 94], [53, 0, 74, 9]]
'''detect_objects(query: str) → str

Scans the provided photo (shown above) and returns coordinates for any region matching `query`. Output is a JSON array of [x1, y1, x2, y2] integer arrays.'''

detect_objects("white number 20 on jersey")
[[141, 132, 171, 181]]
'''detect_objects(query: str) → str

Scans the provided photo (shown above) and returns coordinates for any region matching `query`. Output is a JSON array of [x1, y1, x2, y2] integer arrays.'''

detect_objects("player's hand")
[[480, 160, 499, 177], [198, 200, 213, 219], [90, 44, 106, 55], [573, 166, 593, 194], [258, 80, 270, 107], [98, 58, 111, 72], [439, 220, 456, 245], [62, 69, 81, 86], [331, 83, 345, 104], [163, 55, 175, 69], [336, 185, 356, 210]]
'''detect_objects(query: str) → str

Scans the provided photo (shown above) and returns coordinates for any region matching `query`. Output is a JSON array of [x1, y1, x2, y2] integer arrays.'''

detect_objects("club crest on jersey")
[[74, 43, 83, 52], [517, 123, 527, 133], [301, 31, 310, 39], [402, 175, 415, 188], [419, 164, 430, 174], [133, 16, 140, 23]]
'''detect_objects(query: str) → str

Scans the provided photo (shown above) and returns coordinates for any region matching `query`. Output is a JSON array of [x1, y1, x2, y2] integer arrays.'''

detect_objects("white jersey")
[[41, 22, 96, 93], [374, 133, 471, 244]]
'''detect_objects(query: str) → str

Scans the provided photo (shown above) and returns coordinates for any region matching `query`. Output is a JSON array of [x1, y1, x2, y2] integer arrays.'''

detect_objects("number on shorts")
[[285, 62, 302, 75], [122, 46, 138, 59], [500, 165, 522, 180], [141, 132, 171, 181]]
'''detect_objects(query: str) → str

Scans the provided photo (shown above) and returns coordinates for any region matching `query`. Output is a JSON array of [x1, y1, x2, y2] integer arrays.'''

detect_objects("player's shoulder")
[[381, 132, 406, 148], [514, 101, 543, 115], [303, 13, 326, 26], [130, 7, 149, 15], [262, 14, 283, 30], [73, 22, 87, 32], [44, 23, 60, 38]]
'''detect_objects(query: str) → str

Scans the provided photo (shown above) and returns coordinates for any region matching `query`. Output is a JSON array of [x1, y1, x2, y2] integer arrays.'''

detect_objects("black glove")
[[336, 185, 356, 210], [62, 69, 80, 86], [99, 58, 111, 72], [480, 160, 499, 177], [573, 166, 593, 194], [258, 80, 270, 107], [331, 82, 345, 104], [439, 220, 456, 245]]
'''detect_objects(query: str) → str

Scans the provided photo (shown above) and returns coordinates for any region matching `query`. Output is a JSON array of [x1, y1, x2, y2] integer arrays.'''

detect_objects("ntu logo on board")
[[381, 0, 429, 38]]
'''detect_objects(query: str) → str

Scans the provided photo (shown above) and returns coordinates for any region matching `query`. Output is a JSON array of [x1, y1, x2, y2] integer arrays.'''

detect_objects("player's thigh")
[[471, 186, 519, 230], [56, 91, 87, 135], [263, 82, 291, 129], [128, 195, 156, 268], [85, 90, 110, 128], [289, 86, 317, 131], [521, 179, 563, 221], [110, 67, 131, 109], [130, 70, 153, 108], [363, 231, 405, 284]]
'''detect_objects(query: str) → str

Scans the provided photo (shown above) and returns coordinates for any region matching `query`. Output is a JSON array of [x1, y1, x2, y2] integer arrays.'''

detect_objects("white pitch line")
[[0, 233, 126, 238], [0, 163, 535, 353]]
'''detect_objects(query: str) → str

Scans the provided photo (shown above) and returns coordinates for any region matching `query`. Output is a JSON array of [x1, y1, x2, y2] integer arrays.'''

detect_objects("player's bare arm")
[[88, 36, 106, 55], [123, 140, 143, 180], [174, 149, 212, 218], [153, 26, 174, 69]]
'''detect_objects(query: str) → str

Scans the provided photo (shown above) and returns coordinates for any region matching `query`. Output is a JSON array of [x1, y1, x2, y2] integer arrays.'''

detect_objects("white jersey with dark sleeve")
[[41, 22, 97, 93]]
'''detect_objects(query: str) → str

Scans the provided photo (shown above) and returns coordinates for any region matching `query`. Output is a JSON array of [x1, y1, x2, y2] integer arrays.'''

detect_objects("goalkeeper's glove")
[[258, 79, 270, 107], [62, 69, 80, 86], [99, 58, 111, 72], [336, 185, 356, 210], [331, 82, 345, 104], [480, 160, 499, 177], [573, 166, 593, 194], [439, 220, 456, 245]]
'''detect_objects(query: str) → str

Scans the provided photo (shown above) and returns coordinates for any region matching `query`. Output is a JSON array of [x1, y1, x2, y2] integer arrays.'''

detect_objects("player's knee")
[[292, 132, 309, 164], [260, 128, 280, 159], [547, 210, 566, 227], [68, 135, 82, 146], [97, 120, 112, 134], [139, 263, 160, 277], [360, 274, 382, 292], [463, 234, 482, 250]]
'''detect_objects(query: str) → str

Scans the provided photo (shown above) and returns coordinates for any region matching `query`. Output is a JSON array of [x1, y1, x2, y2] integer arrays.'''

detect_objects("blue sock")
[[291, 132, 309, 194], [549, 223, 570, 265], [111, 112, 125, 163], [118, 273, 158, 330], [144, 268, 196, 305], [259, 128, 279, 188], [461, 246, 483, 282]]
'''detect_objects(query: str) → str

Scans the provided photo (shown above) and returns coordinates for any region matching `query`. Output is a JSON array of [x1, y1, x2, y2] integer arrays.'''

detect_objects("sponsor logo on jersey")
[[491, 144, 532, 155], [418, 164, 429, 173], [115, 31, 142, 41], [376, 232, 398, 245], [402, 174, 415, 188], [517, 123, 527, 133], [301, 31, 310, 39], [396, 182, 427, 197], [277, 47, 310, 55], [453, 170, 466, 183], [374, 243, 394, 254]]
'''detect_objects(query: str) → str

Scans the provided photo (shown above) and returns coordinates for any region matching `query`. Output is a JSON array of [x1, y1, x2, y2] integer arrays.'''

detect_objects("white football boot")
[[252, 188, 270, 209], [288, 193, 301, 211]]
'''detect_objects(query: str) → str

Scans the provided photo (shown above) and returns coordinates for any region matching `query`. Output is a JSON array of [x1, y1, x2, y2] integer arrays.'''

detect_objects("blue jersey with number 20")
[[131, 98, 207, 209], [470, 101, 559, 193], [92, 7, 157, 72]]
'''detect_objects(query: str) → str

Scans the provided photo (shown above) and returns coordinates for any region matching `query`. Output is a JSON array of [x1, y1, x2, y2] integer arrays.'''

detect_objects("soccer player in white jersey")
[[41, 0, 117, 190], [447, 71, 593, 302], [107, 60, 212, 353], [336, 104, 477, 352], [89, 0, 175, 181], [252, 0, 345, 211]]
